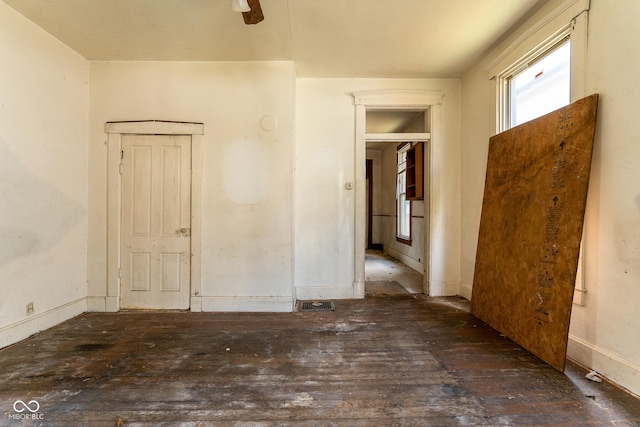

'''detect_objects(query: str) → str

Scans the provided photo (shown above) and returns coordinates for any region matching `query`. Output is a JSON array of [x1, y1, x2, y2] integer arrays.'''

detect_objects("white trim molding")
[[364, 132, 431, 142], [354, 90, 444, 108], [568, 334, 640, 397], [354, 90, 446, 297], [201, 297, 294, 313], [295, 285, 358, 301], [486, 0, 590, 77], [0, 298, 86, 349], [99, 120, 204, 313], [105, 120, 204, 135], [385, 247, 424, 274]]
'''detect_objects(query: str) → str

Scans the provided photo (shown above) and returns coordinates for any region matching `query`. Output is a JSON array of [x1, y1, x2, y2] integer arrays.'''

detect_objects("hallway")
[[365, 249, 424, 294]]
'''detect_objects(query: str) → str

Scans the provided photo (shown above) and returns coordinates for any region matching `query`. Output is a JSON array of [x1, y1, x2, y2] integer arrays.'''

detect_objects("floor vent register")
[[298, 301, 336, 312]]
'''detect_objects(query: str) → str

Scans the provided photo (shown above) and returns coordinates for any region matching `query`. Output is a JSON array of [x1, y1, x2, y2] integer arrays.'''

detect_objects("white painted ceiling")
[[3, 0, 544, 78]]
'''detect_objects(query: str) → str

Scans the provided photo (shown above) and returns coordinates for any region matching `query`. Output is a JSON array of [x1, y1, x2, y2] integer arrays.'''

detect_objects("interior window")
[[507, 38, 571, 129], [396, 143, 411, 242]]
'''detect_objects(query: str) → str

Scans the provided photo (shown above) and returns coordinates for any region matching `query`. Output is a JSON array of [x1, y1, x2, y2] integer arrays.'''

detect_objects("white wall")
[[568, 0, 640, 396], [461, 0, 640, 396], [88, 61, 296, 312], [295, 78, 461, 299], [0, 2, 89, 347]]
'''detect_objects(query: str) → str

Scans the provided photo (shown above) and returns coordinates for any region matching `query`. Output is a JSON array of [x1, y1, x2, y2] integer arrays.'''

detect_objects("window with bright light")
[[396, 143, 411, 243], [505, 38, 571, 129]]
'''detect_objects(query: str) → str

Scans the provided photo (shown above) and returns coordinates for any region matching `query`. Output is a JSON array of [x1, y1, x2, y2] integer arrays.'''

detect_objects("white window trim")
[[396, 143, 411, 242], [500, 31, 572, 131], [488, 0, 590, 134], [487, 0, 590, 305]]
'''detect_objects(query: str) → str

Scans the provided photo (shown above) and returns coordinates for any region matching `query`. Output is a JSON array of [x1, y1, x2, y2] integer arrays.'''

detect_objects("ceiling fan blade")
[[242, 0, 264, 25]]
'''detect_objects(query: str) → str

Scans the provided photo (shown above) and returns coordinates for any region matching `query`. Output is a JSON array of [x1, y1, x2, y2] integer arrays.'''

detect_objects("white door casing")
[[120, 134, 191, 309], [354, 90, 443, 297], [104, 121, 204, 313]]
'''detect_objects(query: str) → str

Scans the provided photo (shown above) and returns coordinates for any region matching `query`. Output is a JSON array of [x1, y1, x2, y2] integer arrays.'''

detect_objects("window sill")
[[395, 235, 412, 246]]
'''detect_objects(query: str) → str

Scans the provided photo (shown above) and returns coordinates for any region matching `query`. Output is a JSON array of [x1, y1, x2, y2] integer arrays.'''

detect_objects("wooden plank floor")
[[1, 295, 639, 426]]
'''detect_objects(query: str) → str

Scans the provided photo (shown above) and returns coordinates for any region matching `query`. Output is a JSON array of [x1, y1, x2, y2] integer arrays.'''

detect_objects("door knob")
[[179, 227, 191, 237]]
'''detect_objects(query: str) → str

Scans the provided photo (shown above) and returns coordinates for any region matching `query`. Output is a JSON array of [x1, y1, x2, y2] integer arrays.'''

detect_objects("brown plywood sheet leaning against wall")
[[470, 94, 599, 371]]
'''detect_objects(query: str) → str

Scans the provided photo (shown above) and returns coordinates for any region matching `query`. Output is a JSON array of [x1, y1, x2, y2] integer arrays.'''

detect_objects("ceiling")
[[3, 0, 544, 78]]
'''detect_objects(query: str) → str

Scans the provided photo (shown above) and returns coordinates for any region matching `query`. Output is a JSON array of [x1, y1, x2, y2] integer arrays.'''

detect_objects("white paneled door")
[[120, 134, 191, 309]]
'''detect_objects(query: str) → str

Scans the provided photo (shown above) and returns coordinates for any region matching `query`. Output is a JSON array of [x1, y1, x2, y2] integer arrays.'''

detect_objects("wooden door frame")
[[104, 120, 204, 312], [354, 90, 443, 297]]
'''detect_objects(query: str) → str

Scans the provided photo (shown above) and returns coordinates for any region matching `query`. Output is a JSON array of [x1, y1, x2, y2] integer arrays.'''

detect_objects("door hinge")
[[117, 268, 121, 279], [119, 150, 124, 174]]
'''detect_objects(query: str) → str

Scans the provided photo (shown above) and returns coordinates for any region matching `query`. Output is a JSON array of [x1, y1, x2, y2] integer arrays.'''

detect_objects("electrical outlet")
[[26, 302, 34, 316]]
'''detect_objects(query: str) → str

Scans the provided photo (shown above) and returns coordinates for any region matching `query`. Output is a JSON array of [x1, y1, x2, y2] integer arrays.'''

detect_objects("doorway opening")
[[353, 90, 444, 298], [364, 109, 427, 296]]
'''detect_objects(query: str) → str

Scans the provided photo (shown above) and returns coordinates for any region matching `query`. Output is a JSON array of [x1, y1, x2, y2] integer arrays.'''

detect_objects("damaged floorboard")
[[1, 295, 639, 426]]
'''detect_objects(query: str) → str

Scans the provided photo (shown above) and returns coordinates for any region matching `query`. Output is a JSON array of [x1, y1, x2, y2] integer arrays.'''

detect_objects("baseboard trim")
[[87, 296, 119, 312], [190, 296, 202, 312], [200, 296, 294, 312], [568, 334, 640, 397], [459, 282, 473, 300], [353, 281, 365, 299], [0, 297, 86, 349], [87, 296, 106, 312], [428, 280, 459, 297], [385, 247, 424, 273], [105, 296, 119, 312], [295, 285, 357, 301]]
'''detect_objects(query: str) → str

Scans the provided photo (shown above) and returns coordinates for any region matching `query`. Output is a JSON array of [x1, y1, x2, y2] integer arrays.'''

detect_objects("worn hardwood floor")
[[1, 295, 639, 426]]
